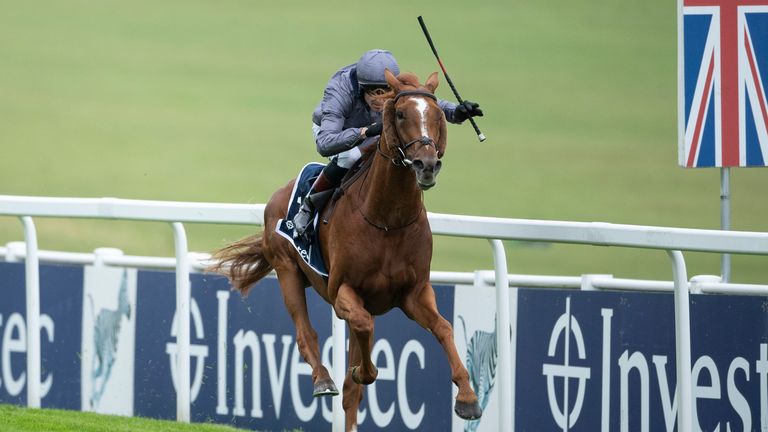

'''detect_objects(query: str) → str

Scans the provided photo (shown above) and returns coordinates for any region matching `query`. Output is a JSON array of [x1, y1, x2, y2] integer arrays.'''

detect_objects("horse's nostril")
[[435, 160, 442, 172], [412, 160, 424, 170]]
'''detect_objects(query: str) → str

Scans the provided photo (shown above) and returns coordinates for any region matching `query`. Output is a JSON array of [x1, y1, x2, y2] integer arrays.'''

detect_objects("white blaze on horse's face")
[[410, 97, 431, 138], [401, 95, 442, 191]]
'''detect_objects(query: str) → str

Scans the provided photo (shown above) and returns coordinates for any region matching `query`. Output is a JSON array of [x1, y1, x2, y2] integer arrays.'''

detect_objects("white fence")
[[2, 195, 768, 432]]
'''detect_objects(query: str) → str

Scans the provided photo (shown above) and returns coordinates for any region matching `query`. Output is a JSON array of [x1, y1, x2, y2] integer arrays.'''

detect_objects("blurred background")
[[1, 0, 766, 281]]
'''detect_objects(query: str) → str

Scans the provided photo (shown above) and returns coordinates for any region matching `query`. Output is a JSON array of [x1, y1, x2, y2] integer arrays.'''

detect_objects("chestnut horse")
[[211, 70, 481, 430]]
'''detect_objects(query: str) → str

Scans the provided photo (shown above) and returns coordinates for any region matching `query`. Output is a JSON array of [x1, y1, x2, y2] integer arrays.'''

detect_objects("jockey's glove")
[[364, 122, 383, 137], [454, 100, 484, 122]]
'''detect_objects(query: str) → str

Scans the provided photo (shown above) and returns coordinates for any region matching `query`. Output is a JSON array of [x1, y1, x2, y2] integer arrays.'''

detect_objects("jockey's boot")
[[292, 160, 348, 238], [292, 189, 333, 238]]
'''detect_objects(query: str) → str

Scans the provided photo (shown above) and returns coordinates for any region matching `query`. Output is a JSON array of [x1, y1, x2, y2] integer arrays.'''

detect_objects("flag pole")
[[720, 167, 731, 282]]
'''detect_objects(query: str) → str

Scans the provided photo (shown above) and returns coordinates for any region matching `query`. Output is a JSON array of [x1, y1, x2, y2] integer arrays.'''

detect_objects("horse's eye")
[[396, 111, 404, 119]]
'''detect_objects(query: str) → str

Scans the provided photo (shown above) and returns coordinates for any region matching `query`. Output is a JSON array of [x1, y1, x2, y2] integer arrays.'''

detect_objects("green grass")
[[0, 0, 766, 282], [0, 404, 250, 432]]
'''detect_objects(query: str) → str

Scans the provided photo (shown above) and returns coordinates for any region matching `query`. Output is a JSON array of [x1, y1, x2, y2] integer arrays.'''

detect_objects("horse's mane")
[[368, 73, 425, 105], [395, 72, 423, 90]]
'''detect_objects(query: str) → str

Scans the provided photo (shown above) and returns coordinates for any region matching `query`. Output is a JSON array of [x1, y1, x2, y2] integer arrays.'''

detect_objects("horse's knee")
[[347, 311, 373, 337]]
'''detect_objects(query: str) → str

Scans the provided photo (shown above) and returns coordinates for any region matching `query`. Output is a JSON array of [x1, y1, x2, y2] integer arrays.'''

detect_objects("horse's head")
[[382, 69, 447, 191]]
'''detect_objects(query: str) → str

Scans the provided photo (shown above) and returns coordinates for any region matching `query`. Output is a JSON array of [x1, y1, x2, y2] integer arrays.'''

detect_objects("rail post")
[[332, 313, 345, 431], [668, 250, 692, 432], [21, 216, 41, 408], [172, 222, 191, 422], [489, 239, 513, 431]]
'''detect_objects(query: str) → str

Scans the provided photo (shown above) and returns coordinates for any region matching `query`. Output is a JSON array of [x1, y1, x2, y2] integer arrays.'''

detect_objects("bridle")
[[377, 90, 439, 167], [361, 89, 438, 231]]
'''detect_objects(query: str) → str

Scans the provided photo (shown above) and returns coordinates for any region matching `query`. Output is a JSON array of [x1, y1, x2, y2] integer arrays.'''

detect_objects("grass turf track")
[[0, 403, 285, 432]]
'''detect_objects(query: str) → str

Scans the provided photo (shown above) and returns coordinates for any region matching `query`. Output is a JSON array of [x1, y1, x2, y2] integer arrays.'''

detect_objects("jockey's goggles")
[[362, 86, 390, 96]]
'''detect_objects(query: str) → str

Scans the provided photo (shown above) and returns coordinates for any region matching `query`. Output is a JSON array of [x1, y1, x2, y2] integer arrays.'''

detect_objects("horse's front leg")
[[334, 283, 377, 385], [402, 282, 482, 420], [275, 267, 337, 396]]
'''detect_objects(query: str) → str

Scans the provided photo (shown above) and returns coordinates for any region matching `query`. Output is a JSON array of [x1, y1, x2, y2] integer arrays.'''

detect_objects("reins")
[[355, 163, 424, 232]]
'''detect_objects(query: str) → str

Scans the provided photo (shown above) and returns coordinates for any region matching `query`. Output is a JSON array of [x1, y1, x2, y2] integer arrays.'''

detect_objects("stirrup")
[[292, 201, 316, 238], [292, 189, 334, 238]]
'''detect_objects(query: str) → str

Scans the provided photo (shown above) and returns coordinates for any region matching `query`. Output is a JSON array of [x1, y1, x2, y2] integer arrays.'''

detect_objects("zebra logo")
[[88, 270, 132, 410], [458, 314, 498, 432]]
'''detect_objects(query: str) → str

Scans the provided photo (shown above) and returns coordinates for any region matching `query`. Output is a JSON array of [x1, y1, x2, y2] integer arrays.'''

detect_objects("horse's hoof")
[[350, 365, 377, 385], [454, 400, 482, 420], [313, 378, 339, 397], [350, 366, 363, 385]]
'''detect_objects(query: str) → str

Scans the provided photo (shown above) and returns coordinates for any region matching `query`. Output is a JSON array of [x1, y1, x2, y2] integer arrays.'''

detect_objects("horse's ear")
[[384, 68, 401, 92], [424, 72, 439, 93]]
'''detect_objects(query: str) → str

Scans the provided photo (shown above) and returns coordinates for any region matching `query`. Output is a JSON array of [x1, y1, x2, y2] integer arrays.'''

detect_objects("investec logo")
[[539, 296, 768, 432], [542, 297, 590, 430], [163, 290, 430, 429]]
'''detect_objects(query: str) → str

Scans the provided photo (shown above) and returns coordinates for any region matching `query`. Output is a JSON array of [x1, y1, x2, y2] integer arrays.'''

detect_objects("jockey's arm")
[[438, 99, 460, 124], [315, 87, 364, 157], [438, 98, 483, 124]]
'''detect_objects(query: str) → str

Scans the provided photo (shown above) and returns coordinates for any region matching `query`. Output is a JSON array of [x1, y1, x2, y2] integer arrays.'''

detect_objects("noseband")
[[379, 90, 439, 167]]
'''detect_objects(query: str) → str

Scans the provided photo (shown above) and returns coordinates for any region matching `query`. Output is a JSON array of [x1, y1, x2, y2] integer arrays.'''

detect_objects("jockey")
[[292, 49, 483, 237]]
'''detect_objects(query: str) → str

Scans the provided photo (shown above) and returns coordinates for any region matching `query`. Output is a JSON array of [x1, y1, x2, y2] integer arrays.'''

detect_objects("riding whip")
[[417, 15, 486, 142]]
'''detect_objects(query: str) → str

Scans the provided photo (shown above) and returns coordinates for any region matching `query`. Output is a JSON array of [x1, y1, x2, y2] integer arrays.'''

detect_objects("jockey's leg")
[[401, 282, 482, 420], [293, 146, 361, 236]]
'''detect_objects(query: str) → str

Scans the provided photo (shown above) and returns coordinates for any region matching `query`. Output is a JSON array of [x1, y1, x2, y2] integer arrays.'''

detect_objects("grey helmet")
[[356, 49, 399, 87]]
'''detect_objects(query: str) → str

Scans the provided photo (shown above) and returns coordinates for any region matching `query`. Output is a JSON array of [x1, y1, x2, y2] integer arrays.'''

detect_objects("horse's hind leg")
[[275, 267, 337, 396], [402, 283, 482, 420]]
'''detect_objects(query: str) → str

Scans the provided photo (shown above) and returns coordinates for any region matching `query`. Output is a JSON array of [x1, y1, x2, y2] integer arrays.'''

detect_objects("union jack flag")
[[679, 0, 768, 167]]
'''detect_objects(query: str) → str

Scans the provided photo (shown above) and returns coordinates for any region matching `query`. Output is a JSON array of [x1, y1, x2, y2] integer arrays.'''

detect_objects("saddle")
[[274, 143, 377, 278]]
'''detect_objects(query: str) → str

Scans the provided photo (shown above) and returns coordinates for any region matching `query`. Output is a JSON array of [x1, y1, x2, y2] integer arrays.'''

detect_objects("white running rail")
[[2, 194, 768, 432]]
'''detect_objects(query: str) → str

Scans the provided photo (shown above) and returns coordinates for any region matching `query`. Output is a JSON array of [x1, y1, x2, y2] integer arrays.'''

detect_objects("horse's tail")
[[208, 233, 273, 297]]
